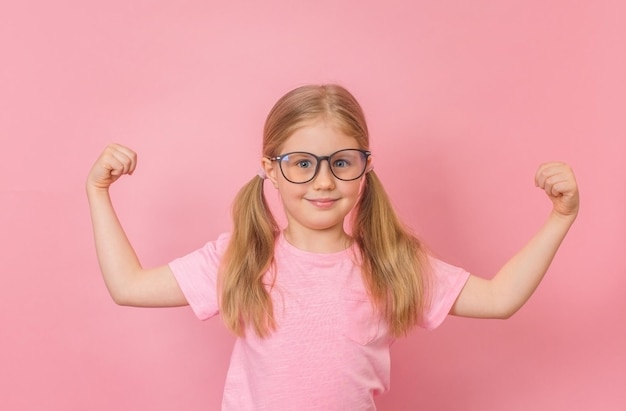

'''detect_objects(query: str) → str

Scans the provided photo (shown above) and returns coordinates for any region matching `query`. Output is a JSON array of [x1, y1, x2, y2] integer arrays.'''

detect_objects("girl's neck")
[[282, 226, 352, 254]]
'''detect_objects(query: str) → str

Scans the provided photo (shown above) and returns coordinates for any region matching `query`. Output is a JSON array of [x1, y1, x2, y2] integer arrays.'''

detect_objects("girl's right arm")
[[86, 143, 188, 307]]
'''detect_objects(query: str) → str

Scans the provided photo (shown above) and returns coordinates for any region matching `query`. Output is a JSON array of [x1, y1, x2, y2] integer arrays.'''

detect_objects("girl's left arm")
[[449, 162, 579, 319]]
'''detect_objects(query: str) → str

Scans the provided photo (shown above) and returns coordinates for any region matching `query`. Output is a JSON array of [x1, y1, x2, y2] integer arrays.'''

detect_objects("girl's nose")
[[312, 160, 335, 189]]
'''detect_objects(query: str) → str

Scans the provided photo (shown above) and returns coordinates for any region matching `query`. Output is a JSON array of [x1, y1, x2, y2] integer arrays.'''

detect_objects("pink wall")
[[2, 1, 625, 409]]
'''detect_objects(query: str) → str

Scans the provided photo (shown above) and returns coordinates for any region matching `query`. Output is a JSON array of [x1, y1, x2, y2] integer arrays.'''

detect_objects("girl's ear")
[[261, 157, 279, 188], [365, 155, 374, 174]]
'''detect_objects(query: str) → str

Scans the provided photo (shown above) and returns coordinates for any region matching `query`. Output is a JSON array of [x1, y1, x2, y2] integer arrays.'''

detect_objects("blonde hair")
[[219, 84, 430, 338]]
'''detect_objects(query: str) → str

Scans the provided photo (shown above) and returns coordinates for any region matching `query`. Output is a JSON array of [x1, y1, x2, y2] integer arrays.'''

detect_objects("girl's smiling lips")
[[306, 197, 339, 208]]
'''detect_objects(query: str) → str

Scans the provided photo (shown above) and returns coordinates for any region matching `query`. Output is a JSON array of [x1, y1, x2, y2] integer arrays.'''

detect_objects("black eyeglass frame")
[[268, 149, 372, 184]]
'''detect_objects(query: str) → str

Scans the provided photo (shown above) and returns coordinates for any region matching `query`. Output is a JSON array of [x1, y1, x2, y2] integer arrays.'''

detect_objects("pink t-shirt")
[[169, 233, 469, 410]]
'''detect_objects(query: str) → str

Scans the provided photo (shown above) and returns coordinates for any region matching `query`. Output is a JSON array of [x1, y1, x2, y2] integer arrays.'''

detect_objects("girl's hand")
[[535, 162, 579, 219], [87, 144, 137, 191]]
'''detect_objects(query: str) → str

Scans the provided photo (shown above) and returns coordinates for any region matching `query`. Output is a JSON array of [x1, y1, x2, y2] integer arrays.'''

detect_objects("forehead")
[[280, 120, 361, 154]]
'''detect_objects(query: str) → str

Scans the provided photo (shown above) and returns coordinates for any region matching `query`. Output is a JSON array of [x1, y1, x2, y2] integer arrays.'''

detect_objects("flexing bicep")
[[111, 264, 189, 308]]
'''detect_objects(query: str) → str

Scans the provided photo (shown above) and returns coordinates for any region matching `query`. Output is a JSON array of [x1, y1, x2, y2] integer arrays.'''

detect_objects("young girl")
[[87, 84, 579, 410]]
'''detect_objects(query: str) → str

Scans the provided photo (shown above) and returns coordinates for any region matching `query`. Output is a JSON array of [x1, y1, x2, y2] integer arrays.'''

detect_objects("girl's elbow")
[[106, 284, 135, 306], [103, 272, 141, 306], [497, 309, 516, 320], [492, 301, 522, 320], [109, 289, 129, 306]]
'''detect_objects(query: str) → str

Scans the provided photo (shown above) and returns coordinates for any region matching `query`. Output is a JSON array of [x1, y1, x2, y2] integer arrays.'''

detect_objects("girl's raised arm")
[[86, 143, 188, 307], [450, 162, 579, 319]]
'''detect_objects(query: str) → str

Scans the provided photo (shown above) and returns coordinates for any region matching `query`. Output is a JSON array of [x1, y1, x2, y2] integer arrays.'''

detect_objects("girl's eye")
[[333, 159, 350, 168], [295, 160, 312, 168]]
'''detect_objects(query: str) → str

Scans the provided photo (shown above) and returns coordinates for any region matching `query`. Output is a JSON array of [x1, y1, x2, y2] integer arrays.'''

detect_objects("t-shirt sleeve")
[[420, 257, 471, 330], [168, 233, 231, 321]]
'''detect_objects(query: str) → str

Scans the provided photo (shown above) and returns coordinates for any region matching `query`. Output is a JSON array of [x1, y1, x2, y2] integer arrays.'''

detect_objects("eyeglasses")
[[269, 149, 371, 184]]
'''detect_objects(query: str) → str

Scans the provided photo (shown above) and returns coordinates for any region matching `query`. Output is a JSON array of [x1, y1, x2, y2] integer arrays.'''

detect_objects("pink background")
[[2, 1, 625, 409]]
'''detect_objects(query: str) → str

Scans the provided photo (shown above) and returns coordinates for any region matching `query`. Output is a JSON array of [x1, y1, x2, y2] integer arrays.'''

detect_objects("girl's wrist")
[[86, 183, 111, 199], [549, 208, 578, 226]]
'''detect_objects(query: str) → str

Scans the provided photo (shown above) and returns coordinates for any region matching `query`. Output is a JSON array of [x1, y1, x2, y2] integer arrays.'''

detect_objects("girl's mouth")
[[307, 198, 338, 208]]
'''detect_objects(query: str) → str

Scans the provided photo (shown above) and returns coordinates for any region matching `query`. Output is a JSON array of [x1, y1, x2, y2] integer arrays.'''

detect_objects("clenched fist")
[[87, 144, 137, 191], [535, 162, 579, 219]]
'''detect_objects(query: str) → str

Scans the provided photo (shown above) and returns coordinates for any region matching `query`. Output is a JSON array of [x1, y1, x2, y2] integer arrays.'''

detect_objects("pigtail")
[[353, 171, 431, 337], [219, 176, 279, 338]]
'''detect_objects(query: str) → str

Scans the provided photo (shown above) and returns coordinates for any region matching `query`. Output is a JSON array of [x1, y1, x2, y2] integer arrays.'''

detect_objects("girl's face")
[[262, 119, 370, 246]]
